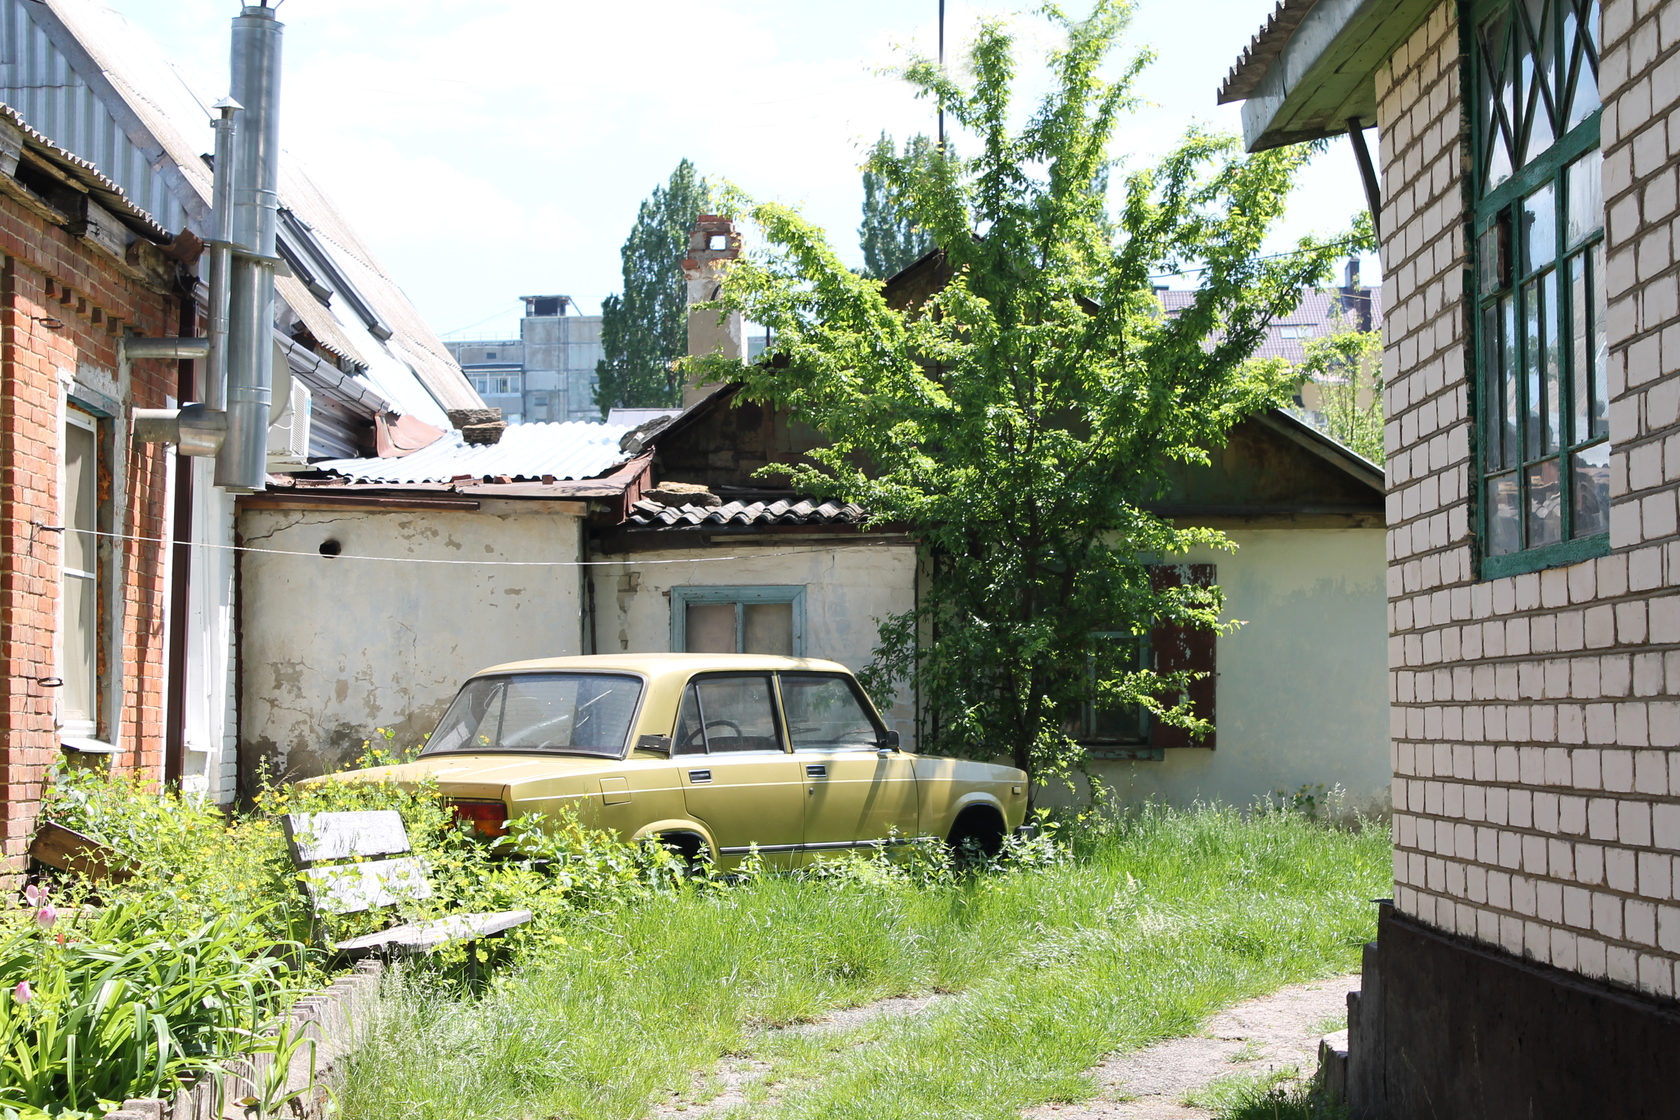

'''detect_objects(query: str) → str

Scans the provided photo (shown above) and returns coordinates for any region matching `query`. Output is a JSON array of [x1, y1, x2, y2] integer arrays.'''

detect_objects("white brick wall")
[[1380, 0, 1680, 1002]]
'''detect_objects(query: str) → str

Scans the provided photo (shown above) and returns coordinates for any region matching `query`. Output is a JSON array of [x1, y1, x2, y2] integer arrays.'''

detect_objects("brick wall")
[[1380, 0, 1680, 1001], [0, 176, 179, 877]]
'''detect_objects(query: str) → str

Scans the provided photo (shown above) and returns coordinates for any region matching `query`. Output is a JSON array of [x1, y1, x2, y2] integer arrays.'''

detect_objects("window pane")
[[1519, 0, 1557, 159], [1571, 443, 1611, 537], [1481, 9, 1516, 189], [1524, 278, 1543, 460], [496, 674, 641, 754], [1485, 303, 1508, 469], [1565, 148, 1602, 247], [1571, 253, 1590, 445], [1488, 473, 1523, 555], [743, 603, 793, 656], [783, 675, 878, 751], [1591, 240, 1608, 439], [674, 684, 705, 754], [62, 572, 96, 724], [64, 420, 97, 573], [1524, 184, 1557, 271], [1502, 295, 1520, 465], [1564, 0, 1600, 130], [1527, 458, 1563, 546], [685, 603, 738, 653], [1541, 269, 1562, 453], [694, 676, 778, 751]]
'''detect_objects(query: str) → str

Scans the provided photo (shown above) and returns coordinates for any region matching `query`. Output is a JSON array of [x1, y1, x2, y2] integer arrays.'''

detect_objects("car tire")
[[946, 808, 1005, 862]]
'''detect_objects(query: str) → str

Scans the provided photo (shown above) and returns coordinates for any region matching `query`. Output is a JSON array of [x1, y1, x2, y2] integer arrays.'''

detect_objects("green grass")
[[333, 806, 1389, 1120]]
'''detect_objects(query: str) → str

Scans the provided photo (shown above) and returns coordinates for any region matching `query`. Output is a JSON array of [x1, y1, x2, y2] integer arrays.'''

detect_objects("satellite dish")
[[270, 340, 292, 425]]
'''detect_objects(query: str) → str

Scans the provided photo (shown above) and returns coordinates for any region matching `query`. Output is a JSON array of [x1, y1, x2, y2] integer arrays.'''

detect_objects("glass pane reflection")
[[1571, 443, 1611, 537]]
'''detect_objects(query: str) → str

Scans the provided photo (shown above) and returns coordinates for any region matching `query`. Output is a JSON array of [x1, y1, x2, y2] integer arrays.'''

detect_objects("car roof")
[[469, 652, 856, 683]]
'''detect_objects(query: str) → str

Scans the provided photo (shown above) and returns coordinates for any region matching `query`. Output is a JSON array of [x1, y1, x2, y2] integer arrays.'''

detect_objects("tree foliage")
[[859, 132, 937, 278], [688, 2, 1361, 794], [1297, 315, 1385, 463], [594, 159, 712, 414]]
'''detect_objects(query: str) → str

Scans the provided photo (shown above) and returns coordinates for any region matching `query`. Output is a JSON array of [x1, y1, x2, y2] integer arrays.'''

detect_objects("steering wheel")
[[679, 718, 744, 751]]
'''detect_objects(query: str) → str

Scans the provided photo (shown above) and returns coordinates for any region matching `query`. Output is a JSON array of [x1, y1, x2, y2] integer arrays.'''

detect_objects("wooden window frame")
[[1467, 0, 1608, 579]]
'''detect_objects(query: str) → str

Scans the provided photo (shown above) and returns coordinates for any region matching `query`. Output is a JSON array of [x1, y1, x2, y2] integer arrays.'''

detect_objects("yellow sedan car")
[[328, 653, 1029, 866]]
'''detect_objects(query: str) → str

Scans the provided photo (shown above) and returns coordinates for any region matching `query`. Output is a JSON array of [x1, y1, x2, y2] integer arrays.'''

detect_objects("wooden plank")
[[283, 811, 412, 865], [28, 820, 135, 883], [333, 909, 533, 955], [300, 856, 433, 915]]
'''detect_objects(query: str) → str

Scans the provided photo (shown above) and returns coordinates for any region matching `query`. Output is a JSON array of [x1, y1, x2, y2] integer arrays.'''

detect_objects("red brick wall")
[[0, 181, 180, 877]]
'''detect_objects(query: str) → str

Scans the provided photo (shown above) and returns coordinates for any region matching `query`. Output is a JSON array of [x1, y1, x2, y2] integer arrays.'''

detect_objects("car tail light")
[[448, 799, 508, 839]]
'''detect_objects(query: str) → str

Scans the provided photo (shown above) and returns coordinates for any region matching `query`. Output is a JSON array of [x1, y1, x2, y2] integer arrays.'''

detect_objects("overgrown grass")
[[333, 806, 1389, 1120]]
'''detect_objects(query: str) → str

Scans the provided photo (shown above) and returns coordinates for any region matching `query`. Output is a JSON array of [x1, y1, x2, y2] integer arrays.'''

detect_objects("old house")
[[1222, 0, 1680, 1114], [0, 104, 186, 876]]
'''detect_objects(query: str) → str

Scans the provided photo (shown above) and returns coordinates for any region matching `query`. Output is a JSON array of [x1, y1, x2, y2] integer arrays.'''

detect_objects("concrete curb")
[[103, 959, 383, 1120]]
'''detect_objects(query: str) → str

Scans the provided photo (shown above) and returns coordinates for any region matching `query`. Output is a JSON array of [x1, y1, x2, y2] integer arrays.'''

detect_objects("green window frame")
[[670, 586, 807, 656], [1468, 0, 1608, 578]]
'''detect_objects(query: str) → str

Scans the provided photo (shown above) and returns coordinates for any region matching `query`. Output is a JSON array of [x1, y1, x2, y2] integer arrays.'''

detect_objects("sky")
[[94, 0, 1374, 342]]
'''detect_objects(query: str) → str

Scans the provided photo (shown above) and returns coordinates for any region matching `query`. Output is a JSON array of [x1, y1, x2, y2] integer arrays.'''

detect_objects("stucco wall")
[[590, 541, 920, 741], [1086, 527, 1390, 813], [239, 501, 585, 778]]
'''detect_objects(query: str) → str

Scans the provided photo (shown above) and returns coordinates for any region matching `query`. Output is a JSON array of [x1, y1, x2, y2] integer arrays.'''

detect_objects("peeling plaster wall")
[[1085, 527, 1390, 813], [591, 541, 919, 743], [239, 501, 584, 779]]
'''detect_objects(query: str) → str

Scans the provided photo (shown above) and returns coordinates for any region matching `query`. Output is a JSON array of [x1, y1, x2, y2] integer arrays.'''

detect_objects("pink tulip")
[[33, 904, 56, 930], [12, 981, 29, 1005], [22, 885, 43, 908]]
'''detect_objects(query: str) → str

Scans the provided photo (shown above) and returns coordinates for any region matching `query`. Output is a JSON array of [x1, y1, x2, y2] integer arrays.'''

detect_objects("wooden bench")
[[281, 810, 531, 977]]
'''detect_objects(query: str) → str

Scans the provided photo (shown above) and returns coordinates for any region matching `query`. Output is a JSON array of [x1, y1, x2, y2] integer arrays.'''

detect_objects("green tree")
[[689, 2, 1360, 794], [859, 132, 937, 278], [1296, 313, 1385, 462], [594, 160, 712, 414]]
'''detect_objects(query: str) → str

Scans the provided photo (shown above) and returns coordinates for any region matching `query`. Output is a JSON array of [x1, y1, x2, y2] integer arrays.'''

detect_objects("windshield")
[[422, 673, 643, 758]]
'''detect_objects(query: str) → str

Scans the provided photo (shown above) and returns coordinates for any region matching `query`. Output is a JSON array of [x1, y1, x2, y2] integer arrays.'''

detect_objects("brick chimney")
[[682, 214, 745, 409]]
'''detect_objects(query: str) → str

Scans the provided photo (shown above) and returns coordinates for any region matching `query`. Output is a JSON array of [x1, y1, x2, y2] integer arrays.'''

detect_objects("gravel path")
[[1024, 974, 1358, 1119]]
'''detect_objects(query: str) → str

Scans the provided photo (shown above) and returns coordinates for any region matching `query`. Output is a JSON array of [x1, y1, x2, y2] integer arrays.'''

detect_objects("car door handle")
[[806, 763, 827, 778], [688, 769, 712, 784]]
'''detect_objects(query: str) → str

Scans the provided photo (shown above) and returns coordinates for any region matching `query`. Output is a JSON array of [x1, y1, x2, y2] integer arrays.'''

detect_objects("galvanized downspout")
[[216, 4, 283, 493]]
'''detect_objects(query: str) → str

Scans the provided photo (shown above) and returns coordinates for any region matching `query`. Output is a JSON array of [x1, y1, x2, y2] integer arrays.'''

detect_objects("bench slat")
[[283, 810, 412, 865], [332, 910, 534, 956], [301, 856, 433, 915]]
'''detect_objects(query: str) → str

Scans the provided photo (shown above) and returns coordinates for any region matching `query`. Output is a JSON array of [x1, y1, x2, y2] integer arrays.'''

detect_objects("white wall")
[[1084, 527, 1390, 815], [240, 501, 586, 778], [591, 541, 920, 742]]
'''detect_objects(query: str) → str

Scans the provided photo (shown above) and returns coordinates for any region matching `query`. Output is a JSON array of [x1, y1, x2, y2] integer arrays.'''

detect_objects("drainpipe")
[[216, 4, 283, 493]]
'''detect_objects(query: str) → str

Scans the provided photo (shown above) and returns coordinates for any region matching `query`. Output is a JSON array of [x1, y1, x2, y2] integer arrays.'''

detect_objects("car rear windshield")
[[422, 673, 643, 758]]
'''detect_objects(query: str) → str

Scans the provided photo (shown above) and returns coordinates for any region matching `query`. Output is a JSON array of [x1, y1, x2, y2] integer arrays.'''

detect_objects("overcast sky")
[[96, 0, 1372, 341]]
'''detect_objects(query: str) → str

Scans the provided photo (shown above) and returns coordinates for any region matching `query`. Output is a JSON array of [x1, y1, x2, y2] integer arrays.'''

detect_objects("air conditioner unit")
[[266, 379, 312, 471]]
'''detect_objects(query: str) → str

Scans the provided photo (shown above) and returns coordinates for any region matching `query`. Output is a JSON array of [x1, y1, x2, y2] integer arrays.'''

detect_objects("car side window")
[[781, 673, 882, 752], [678, 674, 781, 753]]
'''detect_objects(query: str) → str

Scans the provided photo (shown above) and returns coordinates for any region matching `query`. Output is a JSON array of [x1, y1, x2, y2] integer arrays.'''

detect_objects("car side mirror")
[[878, 729, 900, 750]]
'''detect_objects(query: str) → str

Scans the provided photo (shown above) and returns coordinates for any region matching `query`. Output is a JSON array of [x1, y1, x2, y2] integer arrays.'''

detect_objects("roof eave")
[[1221, 0, 1438, 153]]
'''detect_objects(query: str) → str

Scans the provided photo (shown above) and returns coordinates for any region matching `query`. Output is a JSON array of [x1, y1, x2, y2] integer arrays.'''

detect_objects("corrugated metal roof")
[[1158, 284, 1383, 365], [8, 0, 483, 426], [314, 420, 634, 484], [0, 102, 172, 242], [626, 497, 868, 530], [1217, 0, 1322, 105]]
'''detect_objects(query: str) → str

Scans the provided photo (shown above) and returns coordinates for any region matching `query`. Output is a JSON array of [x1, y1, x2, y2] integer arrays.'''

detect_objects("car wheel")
[[658, 832, 710, 874], [946, 808, 1005, 862]]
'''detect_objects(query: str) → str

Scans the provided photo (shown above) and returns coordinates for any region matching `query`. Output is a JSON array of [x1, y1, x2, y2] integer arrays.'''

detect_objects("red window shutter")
[[1149, 563, 1217, 750]]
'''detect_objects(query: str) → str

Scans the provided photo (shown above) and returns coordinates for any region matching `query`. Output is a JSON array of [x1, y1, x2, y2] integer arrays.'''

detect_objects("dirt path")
[[655, 976, 1354, 1120], [1025, 974, 1357, 1120]]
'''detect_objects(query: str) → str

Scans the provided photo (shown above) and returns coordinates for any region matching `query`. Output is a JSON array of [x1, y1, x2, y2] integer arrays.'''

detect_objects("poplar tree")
[[594, 160, 712, 414], [689, 2, 1361, 793], [859, 132, 936, 278]]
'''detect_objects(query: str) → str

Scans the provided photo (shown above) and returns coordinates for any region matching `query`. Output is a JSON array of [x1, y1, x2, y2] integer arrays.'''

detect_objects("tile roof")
[[626, 497, 868, 530], [1157, 283, 1383, 365], [314, 420, 634, 485]]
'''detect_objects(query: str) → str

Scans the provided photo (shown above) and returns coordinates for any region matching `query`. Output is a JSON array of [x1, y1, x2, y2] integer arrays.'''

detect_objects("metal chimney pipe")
[[205, 97, 241, 415], [216, 4, 283, 493]]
